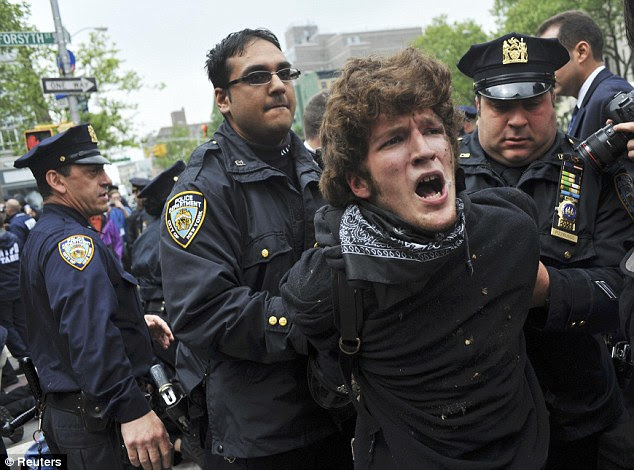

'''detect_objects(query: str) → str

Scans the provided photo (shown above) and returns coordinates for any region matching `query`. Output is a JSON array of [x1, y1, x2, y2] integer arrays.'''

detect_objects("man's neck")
[[577, 64, 605, 103]]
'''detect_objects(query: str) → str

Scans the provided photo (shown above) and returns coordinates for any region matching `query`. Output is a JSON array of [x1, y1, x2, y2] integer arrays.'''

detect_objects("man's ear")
[[215, 87, 230, 114], [45, 169, 67, 195], [347, 174, 371, 200], [574, 41, 591, 64]]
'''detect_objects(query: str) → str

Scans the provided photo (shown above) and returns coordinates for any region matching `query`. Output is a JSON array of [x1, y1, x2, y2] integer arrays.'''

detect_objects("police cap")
[[458, 105, 477, 119], [14, 124, 109, 175], [457, 32, 569, 100], [138, 160, 186, 203], [129, 176, 150, 191]]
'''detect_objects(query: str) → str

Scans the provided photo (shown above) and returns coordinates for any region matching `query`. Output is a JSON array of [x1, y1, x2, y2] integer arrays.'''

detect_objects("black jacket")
[[159, 122, 337, 459], [130, 217, 162, 302], [460, 129, 633, 441], [0, 230, 20, 300], [281, 189, 549, 469]]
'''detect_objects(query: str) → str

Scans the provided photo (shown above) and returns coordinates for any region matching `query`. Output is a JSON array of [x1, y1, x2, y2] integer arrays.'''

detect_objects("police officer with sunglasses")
[[160, 28, 353, 469]]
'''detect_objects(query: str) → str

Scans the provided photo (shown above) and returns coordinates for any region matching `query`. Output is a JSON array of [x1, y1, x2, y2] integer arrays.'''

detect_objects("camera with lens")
[[576, 90, 634, 172]]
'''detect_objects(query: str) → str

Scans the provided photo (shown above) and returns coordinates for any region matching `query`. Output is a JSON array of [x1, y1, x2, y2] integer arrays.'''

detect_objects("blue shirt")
[[20, 203, 153, 423]]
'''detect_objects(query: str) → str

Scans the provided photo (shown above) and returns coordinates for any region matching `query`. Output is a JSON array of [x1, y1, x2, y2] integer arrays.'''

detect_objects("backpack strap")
[[332, 269, 380, 434]]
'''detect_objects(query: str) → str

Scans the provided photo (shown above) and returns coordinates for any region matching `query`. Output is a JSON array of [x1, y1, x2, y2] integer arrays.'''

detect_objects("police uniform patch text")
[[58, 235, 94, 270], [165, 191, 206, 248]]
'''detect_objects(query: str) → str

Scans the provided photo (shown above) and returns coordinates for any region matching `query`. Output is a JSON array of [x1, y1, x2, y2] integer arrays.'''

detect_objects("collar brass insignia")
[[502, 37, 528, 65]]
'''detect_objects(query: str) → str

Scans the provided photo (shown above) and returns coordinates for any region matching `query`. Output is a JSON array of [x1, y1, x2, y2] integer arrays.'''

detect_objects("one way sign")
[[41, 77, 98, 94]]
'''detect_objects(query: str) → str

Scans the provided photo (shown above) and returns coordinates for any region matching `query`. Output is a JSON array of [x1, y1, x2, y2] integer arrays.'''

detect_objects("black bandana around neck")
[[339, 199, 466, 284]]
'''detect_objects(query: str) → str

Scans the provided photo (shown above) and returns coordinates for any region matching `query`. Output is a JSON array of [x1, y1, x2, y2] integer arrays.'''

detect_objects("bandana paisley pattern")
[[339, 200, 465, 263]]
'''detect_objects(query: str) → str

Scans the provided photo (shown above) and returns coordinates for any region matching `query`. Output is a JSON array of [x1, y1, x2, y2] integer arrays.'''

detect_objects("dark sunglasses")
[[226, 68, 301, 87]]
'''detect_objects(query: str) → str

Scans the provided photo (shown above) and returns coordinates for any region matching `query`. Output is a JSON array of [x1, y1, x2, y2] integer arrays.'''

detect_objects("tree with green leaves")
[[0, 1, 153, 157], [412, 16, 490, 107], [0, 1, 52, 137]]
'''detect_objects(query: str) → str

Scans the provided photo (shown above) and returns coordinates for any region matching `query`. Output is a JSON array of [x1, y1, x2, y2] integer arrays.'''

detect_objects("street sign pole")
[[50, 0, 80, 125]]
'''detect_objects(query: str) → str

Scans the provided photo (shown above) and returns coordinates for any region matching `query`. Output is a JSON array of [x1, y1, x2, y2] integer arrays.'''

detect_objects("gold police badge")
[[166, 191, 206, 248], [58, 234, 95, 270], [502, 37, 528, 65]]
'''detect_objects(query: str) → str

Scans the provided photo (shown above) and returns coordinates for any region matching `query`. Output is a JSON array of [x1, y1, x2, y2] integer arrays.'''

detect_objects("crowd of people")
[[2, 6, 634, 470]]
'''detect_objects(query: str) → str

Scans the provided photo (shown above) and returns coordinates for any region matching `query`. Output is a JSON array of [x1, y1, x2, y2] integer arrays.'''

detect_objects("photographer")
[[457, 33, 634, 469], [281, 48, 549, 469]]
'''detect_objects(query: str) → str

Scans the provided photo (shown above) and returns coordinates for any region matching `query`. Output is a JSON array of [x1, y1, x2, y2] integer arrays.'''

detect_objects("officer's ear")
[[347, 173, 371, 200], [215, 87, 231, 114], [45, 169, 68, 195]]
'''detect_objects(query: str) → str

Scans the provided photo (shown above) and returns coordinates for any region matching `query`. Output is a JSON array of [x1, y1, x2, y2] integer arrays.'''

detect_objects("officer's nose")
[[268, 73, 286, 94], [507, 105, 528, 127]]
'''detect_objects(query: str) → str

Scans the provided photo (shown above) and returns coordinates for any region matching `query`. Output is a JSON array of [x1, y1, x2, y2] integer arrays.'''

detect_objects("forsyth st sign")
[[0, 31, 56, 46]]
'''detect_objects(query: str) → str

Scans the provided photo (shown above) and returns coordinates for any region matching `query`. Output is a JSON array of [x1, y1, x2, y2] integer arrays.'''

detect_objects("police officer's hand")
[[144, 314, 174, 350], [531, 261, 550, 308], [611, 122, 634, 160], [121, 410, 172, 469]]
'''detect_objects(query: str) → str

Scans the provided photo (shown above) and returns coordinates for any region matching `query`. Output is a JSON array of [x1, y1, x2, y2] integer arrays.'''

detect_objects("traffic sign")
[[0, 32, 56, 46], [56, 50, 76, 73], [42, 77, 97, 94]]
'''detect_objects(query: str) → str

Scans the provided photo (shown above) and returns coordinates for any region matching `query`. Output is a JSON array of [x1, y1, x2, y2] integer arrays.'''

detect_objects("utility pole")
[[50, 0, 80, 125]]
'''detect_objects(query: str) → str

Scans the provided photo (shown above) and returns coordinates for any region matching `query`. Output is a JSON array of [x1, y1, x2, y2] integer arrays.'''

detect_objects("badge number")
[[166, 191, 206, 248], [58, 235, 94, 270]]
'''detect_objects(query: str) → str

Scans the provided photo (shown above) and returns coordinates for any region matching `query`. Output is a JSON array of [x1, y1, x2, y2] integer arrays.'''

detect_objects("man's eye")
[[381, 136, 403, 148], [425, 127, 445, 135]]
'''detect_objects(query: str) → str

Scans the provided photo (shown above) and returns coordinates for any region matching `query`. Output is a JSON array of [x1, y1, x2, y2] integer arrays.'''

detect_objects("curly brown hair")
[[319, 47, 461, 207]]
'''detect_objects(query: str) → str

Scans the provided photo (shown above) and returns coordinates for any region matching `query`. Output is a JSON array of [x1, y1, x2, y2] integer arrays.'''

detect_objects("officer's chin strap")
[[332, 270, 380, 459]]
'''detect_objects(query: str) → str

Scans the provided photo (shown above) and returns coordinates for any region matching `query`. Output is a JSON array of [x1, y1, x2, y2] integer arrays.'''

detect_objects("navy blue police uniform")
[[160, 121, 350, 468], [14, 125, 155, 470], [457, 33, 634, 469]]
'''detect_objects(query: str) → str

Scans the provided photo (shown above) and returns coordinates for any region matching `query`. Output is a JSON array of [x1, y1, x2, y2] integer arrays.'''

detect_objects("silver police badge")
[[58, 234, 95, 270], [166, 190, 206, 248]]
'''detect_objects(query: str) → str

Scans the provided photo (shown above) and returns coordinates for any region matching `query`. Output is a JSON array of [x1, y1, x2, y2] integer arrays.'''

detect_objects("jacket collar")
[[213, 121, 321, 187], [41, 203, 93, 229]]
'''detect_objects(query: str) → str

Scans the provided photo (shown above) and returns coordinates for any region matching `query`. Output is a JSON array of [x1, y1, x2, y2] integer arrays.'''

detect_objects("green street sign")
[[0, 32, 56, 47]]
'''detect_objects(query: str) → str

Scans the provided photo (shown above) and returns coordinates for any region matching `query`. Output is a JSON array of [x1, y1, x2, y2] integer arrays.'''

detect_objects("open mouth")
[[415, 174, 444, 200]]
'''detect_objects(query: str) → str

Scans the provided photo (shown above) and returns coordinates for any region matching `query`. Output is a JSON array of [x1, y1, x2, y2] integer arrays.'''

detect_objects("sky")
[[26, 0, 497, 138]]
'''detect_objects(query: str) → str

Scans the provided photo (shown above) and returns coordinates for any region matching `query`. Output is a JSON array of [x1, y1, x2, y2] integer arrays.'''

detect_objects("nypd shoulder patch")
[[166, 191, 206, 248], [614, 171, 634, 222], [58, 235, 95, 270]]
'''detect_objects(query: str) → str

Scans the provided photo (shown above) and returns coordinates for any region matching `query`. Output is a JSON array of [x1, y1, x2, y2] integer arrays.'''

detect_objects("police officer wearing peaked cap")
[[457, 33, 634, 469], [14, 124, 173, 470]]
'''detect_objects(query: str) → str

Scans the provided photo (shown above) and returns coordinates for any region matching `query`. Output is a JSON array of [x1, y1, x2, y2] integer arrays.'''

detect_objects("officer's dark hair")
[[35, 165, 71, 200], [303, 92, 329, 141], [320, 48, 460, 208], [205, 28, 282, 89], [536, 10, 604, 61]]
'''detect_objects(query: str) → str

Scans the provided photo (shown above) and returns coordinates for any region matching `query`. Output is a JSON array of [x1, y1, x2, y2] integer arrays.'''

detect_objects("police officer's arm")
[[45, 246, 151, 419], [538, 179, 631, 333], [160, 181, 305, 364], [45, 242, 172, 469]]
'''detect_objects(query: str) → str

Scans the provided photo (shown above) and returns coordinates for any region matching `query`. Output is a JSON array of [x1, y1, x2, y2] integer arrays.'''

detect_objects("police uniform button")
[[268, 316, 277, 326], [564, 251, 573, 260], [571, 322, 577, 327], [59, 156, 66, 162], [279, 317, 288, 327], [471, 254, 477, 260], [94, 406, 100, 413], [465, 338, 473, 346], [579, 320, 586, 326], [217, 444, 223, 453], [261, 249, 269, 258]]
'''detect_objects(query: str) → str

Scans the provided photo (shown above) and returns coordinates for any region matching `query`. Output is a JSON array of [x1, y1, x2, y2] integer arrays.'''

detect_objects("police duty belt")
[[551, 153, 584, 244]]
